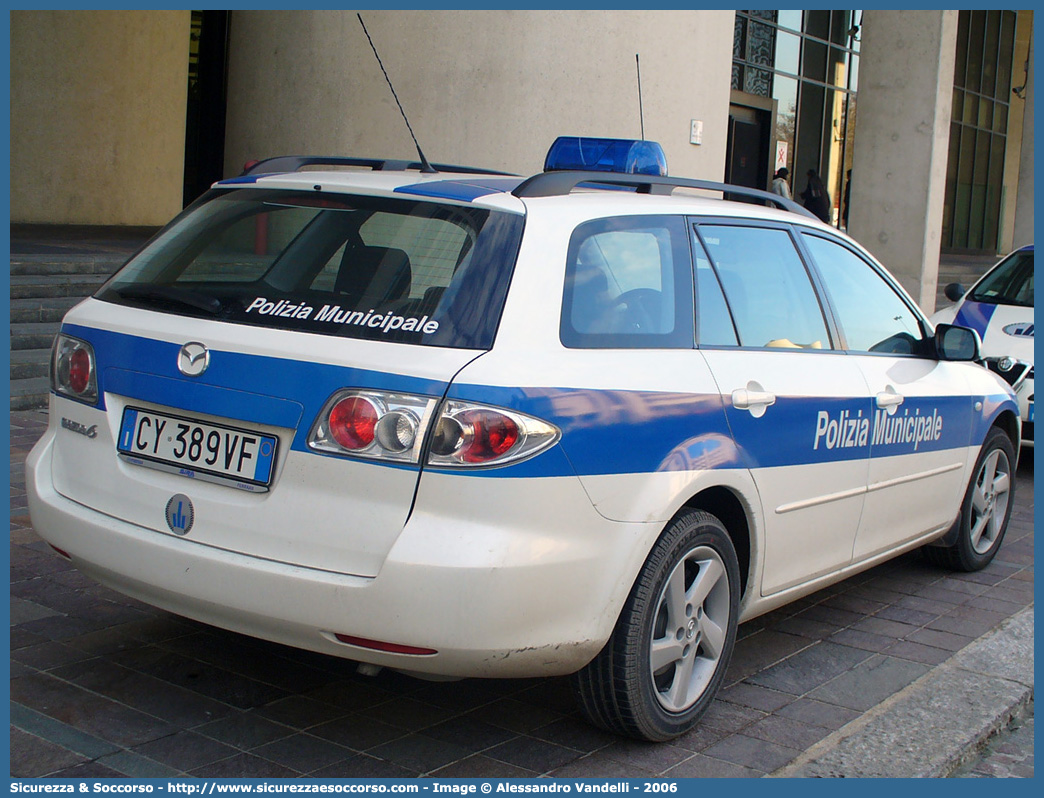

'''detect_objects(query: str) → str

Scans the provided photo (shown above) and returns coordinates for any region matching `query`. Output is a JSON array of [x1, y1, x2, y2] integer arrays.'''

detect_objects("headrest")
[[335, 245, 412, 306]]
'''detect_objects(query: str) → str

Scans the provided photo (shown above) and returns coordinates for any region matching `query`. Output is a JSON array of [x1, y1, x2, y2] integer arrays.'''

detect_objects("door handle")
[[876, 386, 905, 414], [732, 382, 776, 418]]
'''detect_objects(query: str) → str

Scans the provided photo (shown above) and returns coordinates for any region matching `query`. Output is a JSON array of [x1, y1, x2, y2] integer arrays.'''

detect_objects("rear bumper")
[[27, 428, 657, 678]]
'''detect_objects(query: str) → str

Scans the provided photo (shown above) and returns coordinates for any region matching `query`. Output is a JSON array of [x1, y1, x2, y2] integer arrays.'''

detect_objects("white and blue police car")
[[931, 245, 1034, 447], [27, 138, 1020, 741]]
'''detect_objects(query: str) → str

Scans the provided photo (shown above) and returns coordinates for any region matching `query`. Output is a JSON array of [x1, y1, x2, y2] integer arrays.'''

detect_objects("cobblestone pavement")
[[10, 409, 1035, 778], [952, 703, 1034, 778]]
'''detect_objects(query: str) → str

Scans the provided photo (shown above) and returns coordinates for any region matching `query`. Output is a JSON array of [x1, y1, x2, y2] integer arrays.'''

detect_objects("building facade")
[[9, 9, 1034, 310], [729, 10, 861, 229]]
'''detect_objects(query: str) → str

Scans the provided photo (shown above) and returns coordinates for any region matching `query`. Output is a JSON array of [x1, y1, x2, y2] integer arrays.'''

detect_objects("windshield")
[[96, 188, 524, 349], [968, 249, 1034, 307]]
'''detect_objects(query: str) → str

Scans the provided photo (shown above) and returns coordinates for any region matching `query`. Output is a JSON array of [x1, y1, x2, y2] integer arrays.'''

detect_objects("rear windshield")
[[96, 188, 524, 349]]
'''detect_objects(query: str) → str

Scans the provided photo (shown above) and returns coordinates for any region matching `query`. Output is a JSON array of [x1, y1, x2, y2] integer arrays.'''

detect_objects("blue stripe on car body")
[[443, 382, 988, 475], [393, 178, 522, 202], [214, 175, 262, 185], [954, 301, 997, 340], [63, 324, 1016, 480], [61, 324, 448, 463]]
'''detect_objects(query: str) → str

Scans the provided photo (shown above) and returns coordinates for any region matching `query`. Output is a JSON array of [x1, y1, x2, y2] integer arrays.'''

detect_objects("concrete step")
[[11, 377, 50, 411], [10, 349, 51, 381], [938, 256, 998, 284], [11, 322, 61, 351], [10, 257, 126, 277], [9, 297, 81, 324], [934, 255, 999, 314], [9, 274, 108, 300], [9, 274, 110, 287], [8, 226, 148, 410], [937, 269, 990, 289]]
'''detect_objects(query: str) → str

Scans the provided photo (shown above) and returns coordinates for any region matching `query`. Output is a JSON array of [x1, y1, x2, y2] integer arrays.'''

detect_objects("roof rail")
[[242, 156, 515, 177], [511, 171, 817, 220]]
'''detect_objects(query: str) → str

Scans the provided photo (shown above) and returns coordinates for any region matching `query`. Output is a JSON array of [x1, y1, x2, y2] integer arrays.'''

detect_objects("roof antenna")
[[357, 13, 437, 174], [636, 54, 645, 140]]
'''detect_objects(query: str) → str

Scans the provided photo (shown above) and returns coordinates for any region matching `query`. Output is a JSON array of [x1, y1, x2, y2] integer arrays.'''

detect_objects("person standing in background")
[[801, 169, 831, 223], [771, 167, 792, 200]]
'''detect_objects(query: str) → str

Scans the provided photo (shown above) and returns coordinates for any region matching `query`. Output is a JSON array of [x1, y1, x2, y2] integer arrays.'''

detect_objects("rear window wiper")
[[111, 284, 223, 315]]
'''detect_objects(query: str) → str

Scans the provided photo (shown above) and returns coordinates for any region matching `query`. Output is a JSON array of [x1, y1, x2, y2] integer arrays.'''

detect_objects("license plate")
[[118, 408, 277, 490]]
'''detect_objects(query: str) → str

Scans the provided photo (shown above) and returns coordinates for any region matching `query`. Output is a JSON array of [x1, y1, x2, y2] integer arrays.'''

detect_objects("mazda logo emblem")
[[178, 342, 210, 377]]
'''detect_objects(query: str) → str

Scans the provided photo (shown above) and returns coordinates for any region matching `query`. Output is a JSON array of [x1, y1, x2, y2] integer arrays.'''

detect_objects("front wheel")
[[924, 427, 1016, 572], [573, 509, 740, 741]]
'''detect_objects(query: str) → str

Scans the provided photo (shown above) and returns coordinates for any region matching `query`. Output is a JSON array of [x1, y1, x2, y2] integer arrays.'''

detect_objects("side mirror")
[[944, 282, 966, 302], [935, 323, 980, 362]]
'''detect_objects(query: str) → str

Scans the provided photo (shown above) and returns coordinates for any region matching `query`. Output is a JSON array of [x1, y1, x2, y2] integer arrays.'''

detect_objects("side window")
[[802, 234, 926, 355], [561, 216, 693, 349], [691, 232, 738, 346], [697, 225, 831, 350]]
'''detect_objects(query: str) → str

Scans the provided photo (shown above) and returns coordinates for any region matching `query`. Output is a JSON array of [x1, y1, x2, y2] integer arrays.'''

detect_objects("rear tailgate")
[[50, 300, 479, 577]]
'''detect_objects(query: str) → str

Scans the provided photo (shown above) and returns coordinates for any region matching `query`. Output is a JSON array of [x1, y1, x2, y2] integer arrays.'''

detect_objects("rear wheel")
[[573, 509, 739, 741], [924, 427, 1015, 572]]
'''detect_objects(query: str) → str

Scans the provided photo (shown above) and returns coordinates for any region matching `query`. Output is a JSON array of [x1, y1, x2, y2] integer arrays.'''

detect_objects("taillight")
[[328, 396, 380, 450], [428, 400, 558, 468], [309, 390, 436, 463], [309, 390, 559, 468], [52, 334, 99, 404]]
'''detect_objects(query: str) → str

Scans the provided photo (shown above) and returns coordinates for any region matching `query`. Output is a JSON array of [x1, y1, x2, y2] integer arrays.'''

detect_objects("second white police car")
[[28, 138, 1019, 741], [931, 245, 1034, 447]]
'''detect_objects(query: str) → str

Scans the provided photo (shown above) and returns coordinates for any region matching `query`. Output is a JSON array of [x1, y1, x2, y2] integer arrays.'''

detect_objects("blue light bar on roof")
[[544, 137, 668, 176]]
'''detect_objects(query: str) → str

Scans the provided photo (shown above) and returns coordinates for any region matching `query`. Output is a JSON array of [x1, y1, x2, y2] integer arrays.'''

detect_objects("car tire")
[[573, 509, 739, 741], [923, 427, 1016, 572]]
